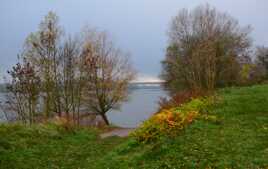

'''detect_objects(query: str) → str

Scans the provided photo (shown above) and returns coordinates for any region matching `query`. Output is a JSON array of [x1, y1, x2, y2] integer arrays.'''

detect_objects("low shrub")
[[49, 116, 79, 133], [132, 96, 218, 143], [132, 110, 198, 143], [178, 96, 218, 113], [158, 89, 206, 111], [131, 109, 199, 143]]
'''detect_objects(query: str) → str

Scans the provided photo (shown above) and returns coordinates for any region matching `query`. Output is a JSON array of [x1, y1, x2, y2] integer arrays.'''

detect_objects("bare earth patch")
[[100, 128, 135, 138]]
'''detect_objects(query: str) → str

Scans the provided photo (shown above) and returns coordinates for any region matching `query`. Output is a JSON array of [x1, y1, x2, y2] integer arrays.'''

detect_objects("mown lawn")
[[1, 85, 268, 169]]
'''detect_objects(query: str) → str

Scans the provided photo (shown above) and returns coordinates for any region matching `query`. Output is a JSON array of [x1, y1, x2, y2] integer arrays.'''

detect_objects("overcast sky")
[[0, 0, 268, 81]]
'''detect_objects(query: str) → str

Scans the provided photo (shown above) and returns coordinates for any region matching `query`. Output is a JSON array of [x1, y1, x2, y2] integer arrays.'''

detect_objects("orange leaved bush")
[[131, 109, 199, 143], [158, 90, 206, 111], [132, 96, 217, 143]]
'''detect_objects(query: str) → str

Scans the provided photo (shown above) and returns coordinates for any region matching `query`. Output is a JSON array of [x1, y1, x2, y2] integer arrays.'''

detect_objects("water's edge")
[[0, 84, 167, 128]]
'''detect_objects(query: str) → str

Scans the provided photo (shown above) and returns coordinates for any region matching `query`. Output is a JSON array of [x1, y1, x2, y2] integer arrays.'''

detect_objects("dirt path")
[[100, 128, 135, 138]]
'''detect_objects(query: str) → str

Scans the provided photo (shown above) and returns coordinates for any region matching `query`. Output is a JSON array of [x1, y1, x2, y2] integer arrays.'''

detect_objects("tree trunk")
[[100, 113, 110, 125]]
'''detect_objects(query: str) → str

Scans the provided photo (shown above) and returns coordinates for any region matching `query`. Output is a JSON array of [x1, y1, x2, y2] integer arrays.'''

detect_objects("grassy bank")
[[1, 85, 268, 169], [0, 124, 125, 169], [97, 85, 268, 168]]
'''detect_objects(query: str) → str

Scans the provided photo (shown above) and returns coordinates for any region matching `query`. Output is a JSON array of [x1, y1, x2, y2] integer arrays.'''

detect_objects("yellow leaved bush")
[[131, 97, 217, 143]]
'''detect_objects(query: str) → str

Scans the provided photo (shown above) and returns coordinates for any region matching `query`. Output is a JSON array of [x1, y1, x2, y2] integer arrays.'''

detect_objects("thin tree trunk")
[[100, 113, 109, 125]]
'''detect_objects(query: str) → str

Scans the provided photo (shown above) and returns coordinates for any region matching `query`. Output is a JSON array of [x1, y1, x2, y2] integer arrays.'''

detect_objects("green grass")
[[0, 124, 126, 169], [96, 85, 268, 169], [1, 85, 268, 169]]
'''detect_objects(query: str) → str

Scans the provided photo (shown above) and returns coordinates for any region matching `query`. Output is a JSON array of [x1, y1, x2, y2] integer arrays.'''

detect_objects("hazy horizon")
[[1, 0, 268, 82]]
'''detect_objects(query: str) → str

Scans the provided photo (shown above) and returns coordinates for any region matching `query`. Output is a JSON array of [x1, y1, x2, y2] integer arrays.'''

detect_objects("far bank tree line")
[[4, 12, 135, 125]]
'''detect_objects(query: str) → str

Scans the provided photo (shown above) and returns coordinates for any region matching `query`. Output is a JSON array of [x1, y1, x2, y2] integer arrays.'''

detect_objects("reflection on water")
[[0, 84, 167, 128]]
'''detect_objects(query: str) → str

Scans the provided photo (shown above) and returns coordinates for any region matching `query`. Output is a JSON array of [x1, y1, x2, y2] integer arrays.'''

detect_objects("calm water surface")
[[108, 85, 166, 128]]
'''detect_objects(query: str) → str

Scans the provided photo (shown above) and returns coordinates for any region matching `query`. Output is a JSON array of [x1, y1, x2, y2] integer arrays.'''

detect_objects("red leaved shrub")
[[158, 90, 206, 111]]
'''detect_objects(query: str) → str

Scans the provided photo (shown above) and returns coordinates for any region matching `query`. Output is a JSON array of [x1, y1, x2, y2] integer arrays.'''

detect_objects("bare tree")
[[82, 30, 135, 125], [6, 61, 40, 124], [162, 4, 252, 93], [24, 11, 63, 118], [58, 36, 85, 123]]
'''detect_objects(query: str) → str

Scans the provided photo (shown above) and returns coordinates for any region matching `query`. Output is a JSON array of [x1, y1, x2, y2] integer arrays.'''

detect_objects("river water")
[[108, 84, 166, 128], [0, 84, 167, 128]]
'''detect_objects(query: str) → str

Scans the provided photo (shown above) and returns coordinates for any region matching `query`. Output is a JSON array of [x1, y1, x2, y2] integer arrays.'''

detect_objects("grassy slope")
[[0, 124, 125, 169], [97, 85, 268, 169], [0, 85, 268, 169]]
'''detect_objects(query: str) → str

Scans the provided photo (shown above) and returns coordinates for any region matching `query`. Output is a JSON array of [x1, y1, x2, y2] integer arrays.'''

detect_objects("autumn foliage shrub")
[[132, 96, 216, 143], [158, 90, 206, 111], [131, 109, 199, 143]]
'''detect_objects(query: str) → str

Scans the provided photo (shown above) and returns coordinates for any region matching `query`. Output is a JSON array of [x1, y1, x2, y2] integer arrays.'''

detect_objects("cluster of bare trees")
[[5, 12, 135, 125], [4, 5, 268, 125], [161, 4, 267, 93]]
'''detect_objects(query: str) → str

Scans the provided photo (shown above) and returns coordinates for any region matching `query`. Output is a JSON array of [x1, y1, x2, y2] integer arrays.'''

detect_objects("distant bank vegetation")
[[0, 84, 8, 93]]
